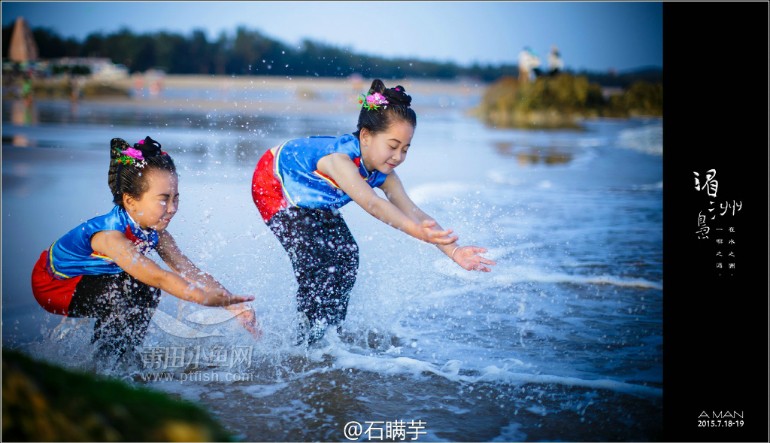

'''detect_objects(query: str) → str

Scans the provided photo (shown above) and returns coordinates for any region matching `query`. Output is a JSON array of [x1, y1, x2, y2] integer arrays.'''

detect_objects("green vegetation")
[[23, 78, 131, 99], [608, 80, 664, 117], [2, 348, 234, 442], [474, 74, 662, 129]]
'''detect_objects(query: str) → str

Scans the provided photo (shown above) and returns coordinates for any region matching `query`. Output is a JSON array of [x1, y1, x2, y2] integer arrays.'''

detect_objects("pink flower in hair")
[[366, 92, 388, 106], [122, 148, 145, 160], [358, 92, 388, 110], [115, 147, 147, 168]]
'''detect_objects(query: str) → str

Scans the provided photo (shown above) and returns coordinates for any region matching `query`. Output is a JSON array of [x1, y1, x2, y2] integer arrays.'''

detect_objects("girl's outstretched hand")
[[203, 289, 255, 307], [227, 304, 263, 340], [452, 246, 496, 272], [419, 220, 458, 245]]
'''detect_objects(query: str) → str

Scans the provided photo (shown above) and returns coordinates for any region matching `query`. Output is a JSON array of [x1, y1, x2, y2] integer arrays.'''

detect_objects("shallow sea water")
[[3, 81, 663, 441]]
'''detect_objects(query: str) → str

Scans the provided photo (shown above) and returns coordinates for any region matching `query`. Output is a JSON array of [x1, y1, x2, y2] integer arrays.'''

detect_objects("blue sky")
[[2, 1, 662, 72]]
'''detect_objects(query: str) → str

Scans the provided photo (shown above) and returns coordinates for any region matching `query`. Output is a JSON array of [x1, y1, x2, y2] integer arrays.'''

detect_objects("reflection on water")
[[10, 99, 38, 127], [6, 100, 39, 147], [494, 141, 573, 166]]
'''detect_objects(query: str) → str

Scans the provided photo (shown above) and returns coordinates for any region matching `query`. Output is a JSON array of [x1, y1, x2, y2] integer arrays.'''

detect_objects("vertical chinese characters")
[[693, 169, 742, 276]]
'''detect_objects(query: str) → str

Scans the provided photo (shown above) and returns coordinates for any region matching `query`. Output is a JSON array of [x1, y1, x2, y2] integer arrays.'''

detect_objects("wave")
[[406, 181, 483, 205], [616, 123, 662, 155], [434, 261, 662, 290], [632, 181, 663, 191], [319, 341, 661, 399], [486, 170, 525, 187]]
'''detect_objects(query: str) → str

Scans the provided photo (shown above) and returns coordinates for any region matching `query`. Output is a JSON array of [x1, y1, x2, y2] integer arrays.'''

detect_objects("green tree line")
[[3, 24, 660, 86]]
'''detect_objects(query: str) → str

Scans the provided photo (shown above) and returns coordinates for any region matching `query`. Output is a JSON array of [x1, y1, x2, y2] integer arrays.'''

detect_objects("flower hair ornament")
[[358, 91, 389, 111], [115, 147, 147, 168], [112, 136, 167, 169]]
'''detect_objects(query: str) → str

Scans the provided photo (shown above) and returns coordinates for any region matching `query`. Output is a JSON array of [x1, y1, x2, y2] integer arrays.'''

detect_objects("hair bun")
[[134, 136, 163, 158], [368, 79, 386, 95], [386, 85, 412, 107], [365, 79, 412, 107], [110, 138, 131, 159]]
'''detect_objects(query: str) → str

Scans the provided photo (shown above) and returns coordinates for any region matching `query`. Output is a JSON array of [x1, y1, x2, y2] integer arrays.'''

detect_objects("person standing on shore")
[[21, 72, 34, 104], [518, 46, 542, 83], [31, 136, 259, 368], [251, 79, 496, 345], [548, 45, 564, 76]]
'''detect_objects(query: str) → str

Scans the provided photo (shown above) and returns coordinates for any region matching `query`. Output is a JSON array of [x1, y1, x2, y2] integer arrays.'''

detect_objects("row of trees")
[[2, 24, 660, 86]]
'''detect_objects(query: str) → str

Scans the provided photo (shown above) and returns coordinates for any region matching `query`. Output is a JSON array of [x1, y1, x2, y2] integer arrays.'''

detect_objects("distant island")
[[473, 74, 662, 130]]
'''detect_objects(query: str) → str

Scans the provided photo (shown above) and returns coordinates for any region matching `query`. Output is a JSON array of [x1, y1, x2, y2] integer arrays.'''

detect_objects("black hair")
[[108, 136, 177, 207], [354, 79, 417, 138]]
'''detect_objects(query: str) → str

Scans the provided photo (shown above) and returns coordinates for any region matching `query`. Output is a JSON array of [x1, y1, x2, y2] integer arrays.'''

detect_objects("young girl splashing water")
[[252, 79, 495, 345], [31, 136, 259, 368]]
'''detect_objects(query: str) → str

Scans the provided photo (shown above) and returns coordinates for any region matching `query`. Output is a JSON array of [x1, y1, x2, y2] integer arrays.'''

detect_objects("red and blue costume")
[[251, 134, 389, 343], [252, 134, 387, 222], [31, 205, 158, 315], [31, 205, 161, 359]]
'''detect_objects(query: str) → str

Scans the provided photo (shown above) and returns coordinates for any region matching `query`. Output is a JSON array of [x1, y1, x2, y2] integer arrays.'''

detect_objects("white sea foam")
[[152, 309, 225, 339], [206, 390, 226, 400], [632, 181, 664, 191], [150, 379, 207, 402], [407, 181, 483, 205], [616, 123, 663, 155], [491, 422, 528, 442], [433, 261, 662, 290], [486, 170, 524, 187], [241, 382, 290, 398], [319, 341, 661, 399], [185, 307, 241, 324], [476, 365, 661, 398]]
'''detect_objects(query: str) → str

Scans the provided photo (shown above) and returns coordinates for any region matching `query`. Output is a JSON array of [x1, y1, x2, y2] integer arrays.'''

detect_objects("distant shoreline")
[[34, 75, 485, 116], [116, 74, 484, 94]]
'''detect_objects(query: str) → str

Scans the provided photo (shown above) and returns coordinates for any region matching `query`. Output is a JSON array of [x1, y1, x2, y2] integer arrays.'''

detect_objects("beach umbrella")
[[9, 17, 39, 63]]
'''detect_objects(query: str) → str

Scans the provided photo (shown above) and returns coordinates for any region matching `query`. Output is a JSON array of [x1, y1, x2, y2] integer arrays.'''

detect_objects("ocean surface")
[[2, 79, 663, 441]]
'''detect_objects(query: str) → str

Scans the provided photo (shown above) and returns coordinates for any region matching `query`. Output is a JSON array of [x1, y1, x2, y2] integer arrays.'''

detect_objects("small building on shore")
[[50, 57, 129, 81]]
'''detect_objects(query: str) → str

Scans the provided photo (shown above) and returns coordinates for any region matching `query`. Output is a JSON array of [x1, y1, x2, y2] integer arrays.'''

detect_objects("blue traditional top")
[[272, 134, 388, 211], [47, 205, 159, 279]]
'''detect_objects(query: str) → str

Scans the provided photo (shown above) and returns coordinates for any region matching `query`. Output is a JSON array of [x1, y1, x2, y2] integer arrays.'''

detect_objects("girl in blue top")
[[252, 79, 496, 345], [32, 136, 259, 366]]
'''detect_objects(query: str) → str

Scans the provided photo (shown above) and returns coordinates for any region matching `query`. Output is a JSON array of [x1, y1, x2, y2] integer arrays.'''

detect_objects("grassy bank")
[[2, 76, 131, 100], [474, 74, 662, 129], [2, 348, 234, 442]]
